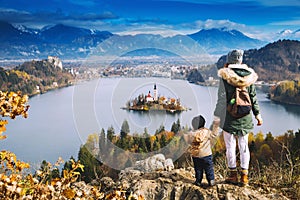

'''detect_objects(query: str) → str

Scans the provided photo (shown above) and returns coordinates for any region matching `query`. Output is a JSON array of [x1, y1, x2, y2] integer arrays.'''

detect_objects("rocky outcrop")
[[98, 154, 289, 200], [108, 168, 288, 200]]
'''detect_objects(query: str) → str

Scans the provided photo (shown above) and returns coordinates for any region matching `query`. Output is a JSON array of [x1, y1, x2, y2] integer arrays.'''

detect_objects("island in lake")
[[122, 83, 190, 113]]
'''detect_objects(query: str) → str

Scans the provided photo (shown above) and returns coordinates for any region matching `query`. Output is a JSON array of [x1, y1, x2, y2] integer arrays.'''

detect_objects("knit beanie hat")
[[227, 49, 244, 64], [192, 115, 206, 130]]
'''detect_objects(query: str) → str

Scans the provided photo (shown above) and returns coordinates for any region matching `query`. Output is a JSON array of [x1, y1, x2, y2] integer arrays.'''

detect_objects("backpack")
[[227, 87, 252, 118]]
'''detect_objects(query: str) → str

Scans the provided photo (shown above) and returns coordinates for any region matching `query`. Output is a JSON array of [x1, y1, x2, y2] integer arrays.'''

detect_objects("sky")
[[0, 0, 300, 41]]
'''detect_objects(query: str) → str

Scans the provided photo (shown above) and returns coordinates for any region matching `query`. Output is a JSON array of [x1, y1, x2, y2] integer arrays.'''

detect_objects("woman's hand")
[[255, 114, 263, 126]]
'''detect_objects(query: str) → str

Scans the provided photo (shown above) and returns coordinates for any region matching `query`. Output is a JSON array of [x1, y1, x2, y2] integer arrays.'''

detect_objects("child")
[[187, 115, 219, 187]]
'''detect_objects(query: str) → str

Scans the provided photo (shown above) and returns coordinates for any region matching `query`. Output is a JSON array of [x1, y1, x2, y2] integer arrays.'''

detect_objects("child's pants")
[[192, 155, 214, 183], [223, 131, 250, 170]]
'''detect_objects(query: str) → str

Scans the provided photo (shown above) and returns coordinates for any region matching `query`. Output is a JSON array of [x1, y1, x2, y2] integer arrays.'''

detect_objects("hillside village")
[[0, 56, 74, 96]]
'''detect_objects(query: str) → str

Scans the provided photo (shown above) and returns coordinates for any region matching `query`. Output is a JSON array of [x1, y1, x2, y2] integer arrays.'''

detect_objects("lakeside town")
[[71, 60, 270, 88]]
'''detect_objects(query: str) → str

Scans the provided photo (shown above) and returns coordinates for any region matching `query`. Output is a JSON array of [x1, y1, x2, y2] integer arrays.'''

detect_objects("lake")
[[1, 77, 300, 166]]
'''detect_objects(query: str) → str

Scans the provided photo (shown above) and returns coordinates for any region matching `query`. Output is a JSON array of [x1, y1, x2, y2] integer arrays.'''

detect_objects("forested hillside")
[[269, 80, 300, 105], [0, 58, 74, 96], [216, 39, 300, 82]]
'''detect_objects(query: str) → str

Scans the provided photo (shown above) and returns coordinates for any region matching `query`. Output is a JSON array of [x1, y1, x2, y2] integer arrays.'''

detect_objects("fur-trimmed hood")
[[218, 64, 258, 88]]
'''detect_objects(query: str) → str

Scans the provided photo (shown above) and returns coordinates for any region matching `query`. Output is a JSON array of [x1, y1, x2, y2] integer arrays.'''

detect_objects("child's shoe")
[[193, 181, 202, 187], [208, 180, 215, 187]]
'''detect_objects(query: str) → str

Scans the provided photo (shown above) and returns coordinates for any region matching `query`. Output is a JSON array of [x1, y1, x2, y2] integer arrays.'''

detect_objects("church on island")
[[146, 83, 158, 102], [122, 83, 189, 113]]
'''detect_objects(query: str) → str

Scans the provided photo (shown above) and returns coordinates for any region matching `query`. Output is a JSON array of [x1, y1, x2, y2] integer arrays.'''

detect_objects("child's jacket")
[[188, 127, 219, 158]]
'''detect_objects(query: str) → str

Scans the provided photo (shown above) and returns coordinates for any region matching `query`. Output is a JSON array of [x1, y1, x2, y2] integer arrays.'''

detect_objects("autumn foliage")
[[0, 91, 29, 140]]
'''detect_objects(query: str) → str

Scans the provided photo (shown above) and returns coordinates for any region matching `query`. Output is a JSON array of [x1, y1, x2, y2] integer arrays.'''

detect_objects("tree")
[[37, 160, 61, 184], [257, 144, 273, 164], [78, 144, 102, 183], [85, 133, 99, 152], [99, 128, 106, 161], [120, 119, 130, 139], [255, 131, 264, 144], [139, 137, 148, 152], [249, 140, 256, 153], [248, 132, 255, 143], [144, 129, 152, 152], [171, 121, 180, 134], [107, 126, 115, 142], [62, 156, 77, 176], [118, 120, 130, 150], [160, 133, 167, 147], [8, 72, 20, 84], [155, 124, 165, 135], [176, 118, 181, 131], [153, 139, 161, 151], [265, 132, 274, 142], [292, 129, 300, 158]]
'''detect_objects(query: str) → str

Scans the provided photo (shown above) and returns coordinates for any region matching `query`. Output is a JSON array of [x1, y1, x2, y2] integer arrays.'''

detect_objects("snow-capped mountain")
[[277, 29, 300, 40], [187, 28, 266, 54], [0, 21, 113, 59], [0, 21, 269, 60]]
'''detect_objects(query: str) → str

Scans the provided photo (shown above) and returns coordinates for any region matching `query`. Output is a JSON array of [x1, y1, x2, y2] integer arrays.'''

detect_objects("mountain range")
[[0, 21, 267, 60]]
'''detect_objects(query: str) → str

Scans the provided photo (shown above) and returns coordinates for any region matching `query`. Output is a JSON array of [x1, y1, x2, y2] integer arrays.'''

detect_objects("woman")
[[213, 49, 263, 186]]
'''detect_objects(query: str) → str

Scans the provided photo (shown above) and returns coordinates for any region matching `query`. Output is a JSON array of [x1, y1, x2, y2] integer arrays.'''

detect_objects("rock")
[[165, 158, 174, 171], [130, 153, 174, 172], [100, 154, 290, 200], [99, 177, 115, 192], [115, 170, 287, 198]]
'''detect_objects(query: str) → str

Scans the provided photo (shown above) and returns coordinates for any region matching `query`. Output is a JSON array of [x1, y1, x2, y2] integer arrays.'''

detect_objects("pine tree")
[[119, 120, 130, 149], [160, 133, 167, 147], [120, 119, 130, 139], [107, 126, 115, 142], [153, 139, 161, 151], [99, 128, 106, 161], [171, 121, 181, 134], [155, 124, 165, 135], [78, 145, 102, 183]]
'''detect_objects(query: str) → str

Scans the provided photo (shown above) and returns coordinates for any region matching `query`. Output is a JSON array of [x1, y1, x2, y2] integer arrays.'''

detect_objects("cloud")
[[115, 25, 178, 36], [270, 19, 300, 26], [194, 19, 246, 30], [0, 7, 118, 28], [0, 8, 33, 23], [69, 12, 117, 21]]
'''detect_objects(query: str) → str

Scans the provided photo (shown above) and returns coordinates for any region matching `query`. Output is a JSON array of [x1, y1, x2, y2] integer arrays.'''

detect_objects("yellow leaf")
[[0, 134, 7, 140], [0, 120, 8, 126], [51, 178, 61, 186], [62, 188, 76, 199]]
